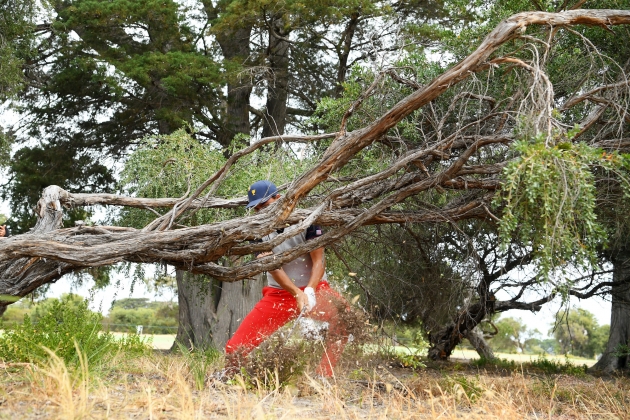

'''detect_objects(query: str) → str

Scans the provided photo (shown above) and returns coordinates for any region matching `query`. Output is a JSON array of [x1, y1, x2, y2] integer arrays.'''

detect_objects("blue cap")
[[246, 180, 278, 209]]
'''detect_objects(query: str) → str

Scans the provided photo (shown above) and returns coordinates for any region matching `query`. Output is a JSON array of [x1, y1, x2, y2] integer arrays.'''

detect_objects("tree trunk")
[[173, 271, 218, 349], [173, 270, 263, 350], [427, 302, 490, 360], [590, 248, 630, 374], [210, 278, 262, 348], [216, 25, 253, 150], [465, 327, 495, 360], [334, 13, 360, 98], [261, 16, 290, 138]]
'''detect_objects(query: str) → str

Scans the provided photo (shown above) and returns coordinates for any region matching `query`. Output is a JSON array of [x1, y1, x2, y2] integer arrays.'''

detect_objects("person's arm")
[[268, 267, 309, 311], [0, 225, 6, 238], [257, 251, 308, 311]]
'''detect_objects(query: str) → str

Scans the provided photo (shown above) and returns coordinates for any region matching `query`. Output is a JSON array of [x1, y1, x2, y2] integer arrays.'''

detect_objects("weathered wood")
[[0, 186, 72, 315]]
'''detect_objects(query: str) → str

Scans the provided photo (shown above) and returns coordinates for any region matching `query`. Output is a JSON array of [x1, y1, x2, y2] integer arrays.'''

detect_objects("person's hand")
[[0, 225, 6, 238], [294, 289, 309, 313], [256, 251, 273, 259], [304, 287, 317, 311]]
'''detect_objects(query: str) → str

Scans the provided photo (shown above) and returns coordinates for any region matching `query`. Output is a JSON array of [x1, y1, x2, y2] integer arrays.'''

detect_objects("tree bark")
[[427, 301, 489, 360], [173, 270, 263, 350], [261, 15, 290, 138], [210, 277, 263, 349], [216, 24, 253, 150], [0, 186, 72, 316], [590, 248, 630, 374], [173, 271, 218, 349], [334, 13, 360, 98], [465, 327, 496, 360]]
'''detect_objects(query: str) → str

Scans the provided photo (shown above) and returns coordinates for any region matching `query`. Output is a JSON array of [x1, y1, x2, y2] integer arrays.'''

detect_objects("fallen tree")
[[2, 10, 630, 366]]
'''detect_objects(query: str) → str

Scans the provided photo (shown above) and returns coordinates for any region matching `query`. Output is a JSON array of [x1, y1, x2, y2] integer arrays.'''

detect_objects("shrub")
[[528, 355, 587, 376], [233, 334, 321, 389], [0, 295, 150, 368], [470, 356, 517, 371]]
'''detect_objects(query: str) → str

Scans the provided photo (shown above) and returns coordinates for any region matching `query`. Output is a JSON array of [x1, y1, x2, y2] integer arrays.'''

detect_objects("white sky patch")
[[123, 25, 151, 44], [500, 295, 612, 338]]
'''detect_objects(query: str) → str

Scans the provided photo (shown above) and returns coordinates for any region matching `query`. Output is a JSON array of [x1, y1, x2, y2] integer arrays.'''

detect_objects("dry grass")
[[0, 349, 628, 419]]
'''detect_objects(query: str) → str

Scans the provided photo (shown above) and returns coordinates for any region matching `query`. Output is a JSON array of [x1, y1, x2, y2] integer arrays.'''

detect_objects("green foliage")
[[0, 0, 40, 99], [118, 129, 316, 228], [528, 355, 587, 376], [470, 356, 517, 371], [104, 298, 178, 334], [0, 294, 150, 368], [496, 136, 630, 279], [488, 317, 547, 354], [525, 338, 561, 356], [4, 143, 113, 233], [392, 351, 426, 370], [552, 308, 609, 358], [490, 317, 527, 353], [613, 343, 630, 357], [311, 53, 443, 137], [394, 322, 430, 350], [470, 355, 586, 376], [0, 127, 13, 167], [489, 310, 608, 359]]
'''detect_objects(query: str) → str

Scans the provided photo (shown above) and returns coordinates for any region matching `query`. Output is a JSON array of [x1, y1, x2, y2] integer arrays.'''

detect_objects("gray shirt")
[[263, 227, 326, 289]]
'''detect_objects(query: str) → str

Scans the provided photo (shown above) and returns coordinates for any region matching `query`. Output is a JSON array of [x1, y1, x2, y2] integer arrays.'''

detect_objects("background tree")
[[553, 308, 610, 359], [490, 317, 528, 354], [0, 0, 40, 162], [0, 0, 37, 100], [104, 298, 178, 334]]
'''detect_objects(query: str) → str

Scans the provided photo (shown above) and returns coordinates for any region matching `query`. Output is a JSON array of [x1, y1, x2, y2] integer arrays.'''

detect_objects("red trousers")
[[225, 281, 347, 377]]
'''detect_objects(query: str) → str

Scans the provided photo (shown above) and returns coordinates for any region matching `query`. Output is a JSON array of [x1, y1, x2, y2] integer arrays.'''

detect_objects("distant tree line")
[[487, 310, 610, 359], [0, 295, 178, 335]]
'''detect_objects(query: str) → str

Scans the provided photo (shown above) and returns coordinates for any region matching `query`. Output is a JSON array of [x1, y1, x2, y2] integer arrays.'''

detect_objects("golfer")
[[225, 180, 348, 377]]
